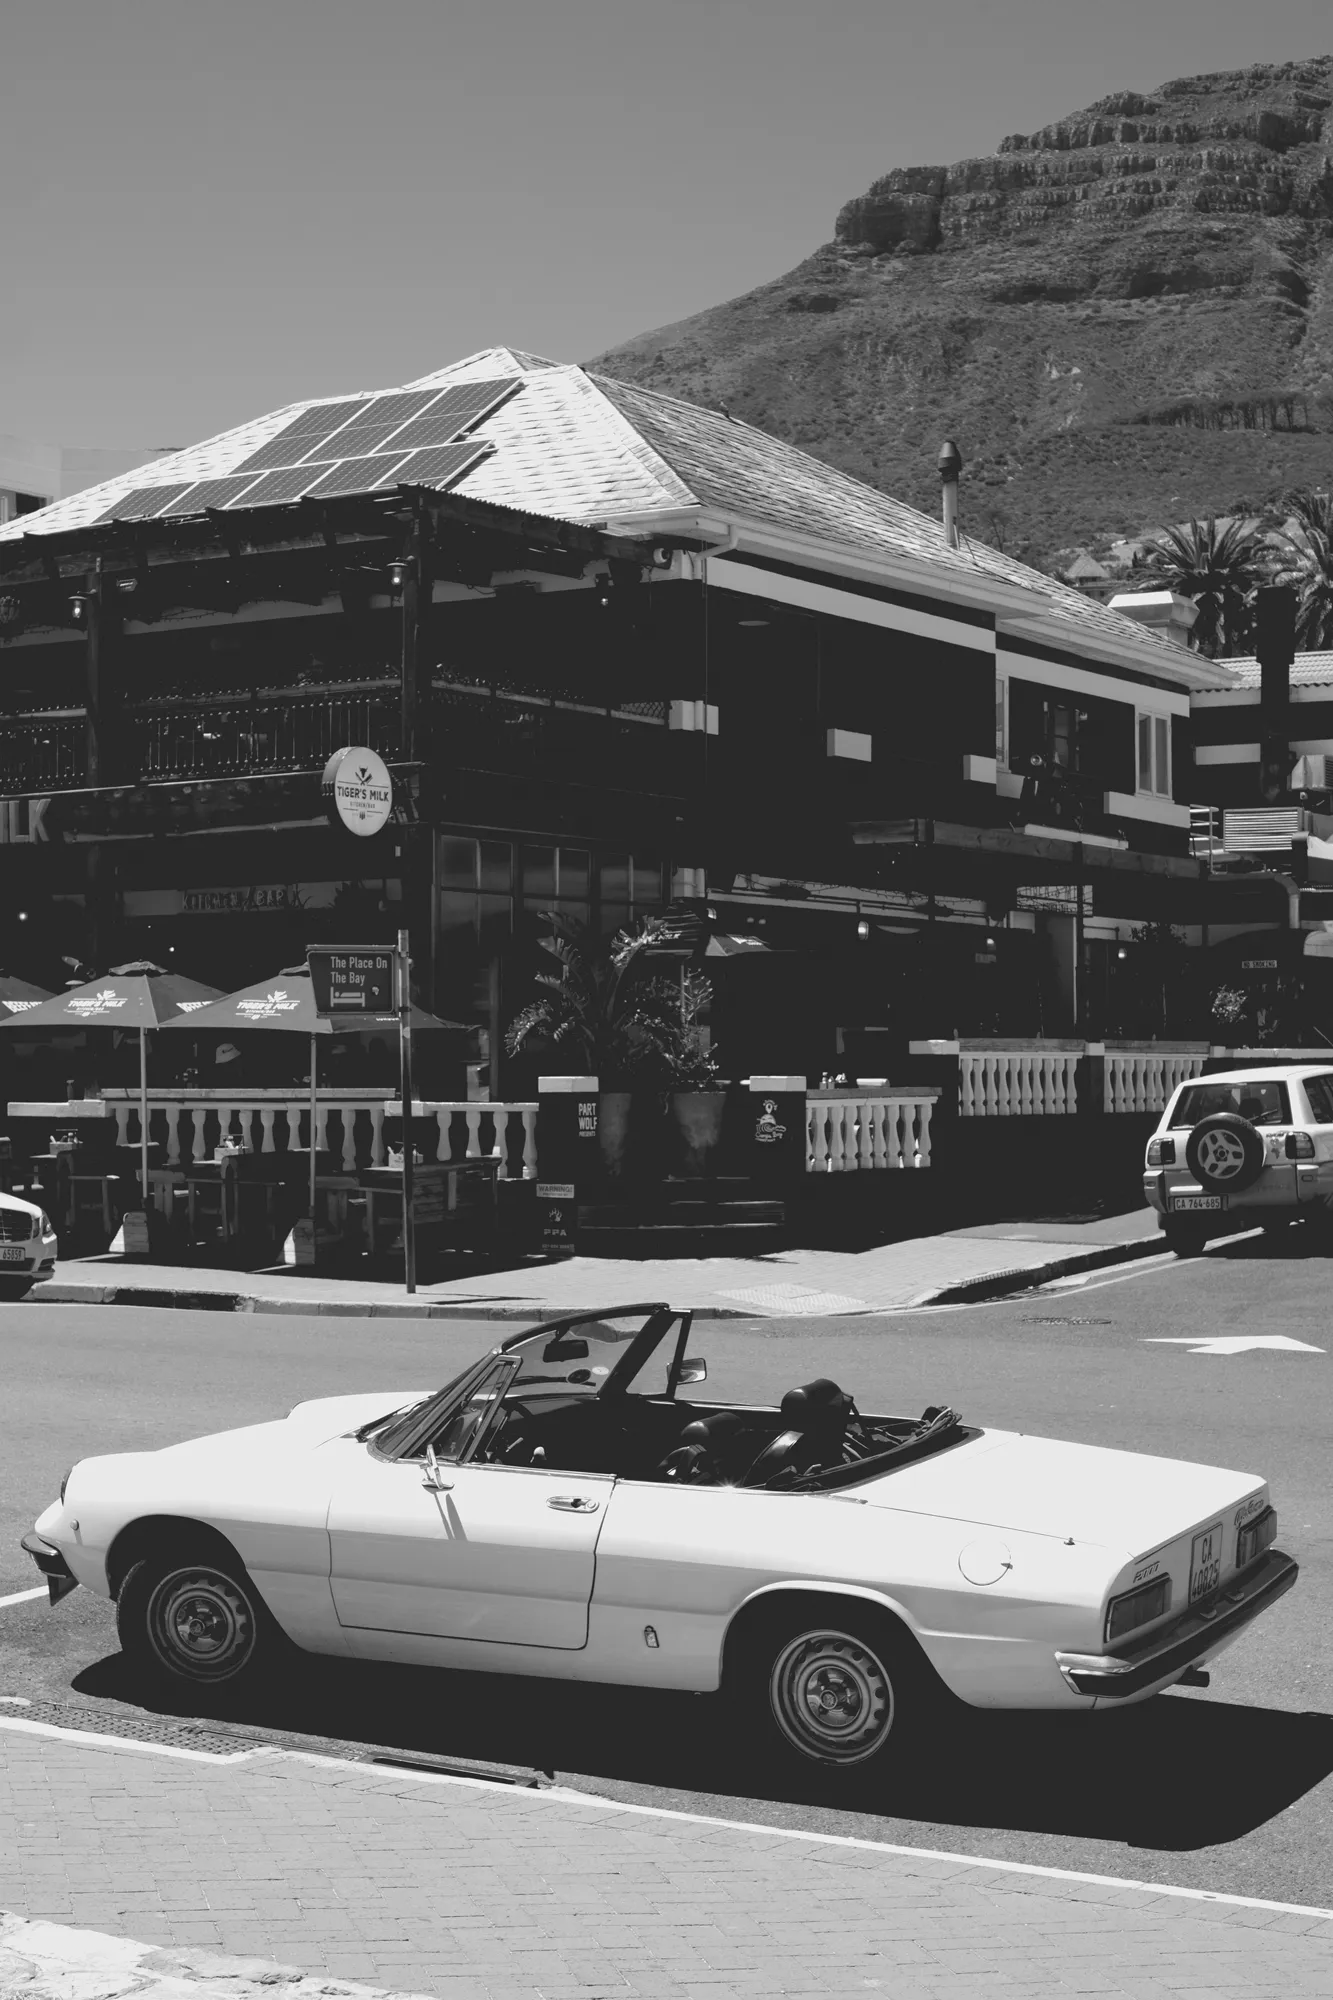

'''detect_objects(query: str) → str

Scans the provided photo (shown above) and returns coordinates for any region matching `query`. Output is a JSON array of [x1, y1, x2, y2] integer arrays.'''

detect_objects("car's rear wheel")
[[117, 1549, 277, 1691], [730, 1602, 926, 1775], [1162, 1219, 1208, 1258]]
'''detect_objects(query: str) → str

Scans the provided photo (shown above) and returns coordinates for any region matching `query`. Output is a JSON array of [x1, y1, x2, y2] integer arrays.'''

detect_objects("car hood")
[[854, 1429, 1262, 1555]]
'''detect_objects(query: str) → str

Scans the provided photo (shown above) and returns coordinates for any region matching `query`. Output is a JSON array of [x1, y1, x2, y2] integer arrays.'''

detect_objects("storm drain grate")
[[1018, 1315, 1114, 1326], [0, 1696, 256, 1757]]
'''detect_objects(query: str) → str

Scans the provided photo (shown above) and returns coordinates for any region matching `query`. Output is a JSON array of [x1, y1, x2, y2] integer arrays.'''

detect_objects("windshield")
[[508, 1313, 666, 1396], [1173, 1079, 1291, 1128]]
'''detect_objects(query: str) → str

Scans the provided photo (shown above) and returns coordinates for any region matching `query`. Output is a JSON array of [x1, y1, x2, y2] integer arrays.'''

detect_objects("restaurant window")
[[599, 854, 665, 934], [1138, 712, 1171, 797]]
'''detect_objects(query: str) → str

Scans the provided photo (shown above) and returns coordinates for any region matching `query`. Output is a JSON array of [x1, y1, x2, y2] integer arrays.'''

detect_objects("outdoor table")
[[359, 1158, 500, 1261]]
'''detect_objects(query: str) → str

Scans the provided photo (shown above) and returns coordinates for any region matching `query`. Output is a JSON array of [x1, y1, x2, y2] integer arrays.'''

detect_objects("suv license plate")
[[1190, 1521, 1224, 1603], [0, 1246, 28, 1263], [1170, 1195, 1222, 1212]]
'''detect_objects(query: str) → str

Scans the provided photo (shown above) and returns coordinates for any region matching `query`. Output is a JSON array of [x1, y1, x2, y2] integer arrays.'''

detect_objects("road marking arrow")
[[1145, 1335, 1326, 1355]]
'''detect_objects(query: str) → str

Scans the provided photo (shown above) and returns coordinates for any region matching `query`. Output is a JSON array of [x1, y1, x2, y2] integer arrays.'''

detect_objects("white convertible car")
[[25, 1305, 1298, 1772]]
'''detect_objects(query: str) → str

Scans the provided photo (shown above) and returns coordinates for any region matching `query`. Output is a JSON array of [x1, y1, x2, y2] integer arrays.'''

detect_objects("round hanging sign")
[[322, 746, 394, 837]]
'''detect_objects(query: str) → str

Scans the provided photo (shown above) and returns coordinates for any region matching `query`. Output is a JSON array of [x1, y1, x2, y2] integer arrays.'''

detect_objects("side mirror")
[[422, 1443, 453, 1492], [677, 1357, 708, 1386]]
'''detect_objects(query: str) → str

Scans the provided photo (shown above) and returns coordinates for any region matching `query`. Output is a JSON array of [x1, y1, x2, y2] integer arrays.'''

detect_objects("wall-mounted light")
[[115, 575, 138, 595], [69, 594, 89, 625], [857, 919, 871, 940], [1117, 946, 1128, 961], [387, 558, 408, 591], [984, 933, 996, 950], [16, 909, 28, 923], [738, 618, 769, 628]]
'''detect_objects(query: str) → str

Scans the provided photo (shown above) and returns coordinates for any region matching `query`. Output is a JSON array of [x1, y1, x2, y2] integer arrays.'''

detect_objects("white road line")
[[0, 1585, 47, 1609], [1, 1711, 1330, 1923]]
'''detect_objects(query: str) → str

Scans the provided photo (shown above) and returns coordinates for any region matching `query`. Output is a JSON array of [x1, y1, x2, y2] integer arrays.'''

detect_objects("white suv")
[[1144, 1064, 1333, 1255]]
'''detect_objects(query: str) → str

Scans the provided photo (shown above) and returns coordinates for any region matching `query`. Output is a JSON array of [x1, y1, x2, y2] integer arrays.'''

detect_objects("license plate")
[[0, 1246, 29, 1263], [1190, 1522, 1224, 1603], [1170, 1195, 1222, 1212]]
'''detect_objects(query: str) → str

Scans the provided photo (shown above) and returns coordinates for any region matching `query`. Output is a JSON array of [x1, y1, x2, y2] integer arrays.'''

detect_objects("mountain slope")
[[592, 58, 1333, 567]]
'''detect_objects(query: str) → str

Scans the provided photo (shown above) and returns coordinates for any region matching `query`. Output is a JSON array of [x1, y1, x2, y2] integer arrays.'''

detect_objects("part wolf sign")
[[322, 746, 393, 837]]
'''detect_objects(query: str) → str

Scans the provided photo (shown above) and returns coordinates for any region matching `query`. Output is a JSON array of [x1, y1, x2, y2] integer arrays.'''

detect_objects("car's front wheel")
[[117, 1550, 276, 1691], [732, 1604, 925, 1774]]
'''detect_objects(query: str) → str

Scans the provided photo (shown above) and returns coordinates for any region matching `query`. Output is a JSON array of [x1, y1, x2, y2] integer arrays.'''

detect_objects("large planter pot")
[[598, 1091, 665, 1184], [670, 1090, 726, 1177]]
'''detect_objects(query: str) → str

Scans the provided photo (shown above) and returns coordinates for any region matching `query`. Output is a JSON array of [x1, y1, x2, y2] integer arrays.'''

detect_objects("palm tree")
[[1273, 491, 1333, 652], [505, 913, 716, 1087], [1140, 516, 1269, 658]]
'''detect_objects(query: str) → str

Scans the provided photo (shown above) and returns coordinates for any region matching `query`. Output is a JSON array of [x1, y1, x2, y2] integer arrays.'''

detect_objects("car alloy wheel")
[[768, 1627, 894, 1765], [1195, 1129, 1247, 1181], [144, 1564, 258, 1683]]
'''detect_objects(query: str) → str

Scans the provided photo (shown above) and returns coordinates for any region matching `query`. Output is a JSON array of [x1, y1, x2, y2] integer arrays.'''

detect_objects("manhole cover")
[[1019, 1315, 1113, 1326]]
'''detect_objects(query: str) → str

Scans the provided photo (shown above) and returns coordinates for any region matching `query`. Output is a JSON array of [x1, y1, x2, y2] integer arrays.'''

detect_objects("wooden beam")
[[850, 817, 1201, 880]]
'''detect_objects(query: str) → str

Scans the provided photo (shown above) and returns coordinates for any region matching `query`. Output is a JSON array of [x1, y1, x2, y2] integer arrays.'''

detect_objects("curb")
[[25, 1280, 753, 1320], [910, 1232, 1169, 1307]]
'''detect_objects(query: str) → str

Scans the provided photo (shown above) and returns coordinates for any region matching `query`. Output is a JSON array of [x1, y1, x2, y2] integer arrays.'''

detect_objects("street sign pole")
[[398, 927, 416, 1295]]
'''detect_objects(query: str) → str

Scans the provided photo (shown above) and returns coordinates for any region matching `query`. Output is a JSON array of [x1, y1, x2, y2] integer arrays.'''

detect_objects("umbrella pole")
[[139, 1027, 149, 1204], [309, 1031, 318, 1221]]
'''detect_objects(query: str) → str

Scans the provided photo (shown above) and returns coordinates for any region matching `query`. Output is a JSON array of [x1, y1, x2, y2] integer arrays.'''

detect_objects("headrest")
[[679, 1410, 747, 1449], [779, 1378, 852, 1427]]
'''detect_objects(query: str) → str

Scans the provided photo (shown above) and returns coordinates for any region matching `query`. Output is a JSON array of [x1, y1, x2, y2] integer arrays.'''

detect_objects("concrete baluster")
[[917, 1099, 933, 1167], [491, 1105, 511, 1180], [520, 1106, 538, 1178], [465, 1107, 483, 1160], [259, 1108, 276, 1154], [369, 1102, 385, 1166], [872, 1100, 890, 1170]]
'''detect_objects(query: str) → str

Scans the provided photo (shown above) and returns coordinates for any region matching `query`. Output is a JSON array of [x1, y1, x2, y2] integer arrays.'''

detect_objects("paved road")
[[2, 1229, 1329, 1911]]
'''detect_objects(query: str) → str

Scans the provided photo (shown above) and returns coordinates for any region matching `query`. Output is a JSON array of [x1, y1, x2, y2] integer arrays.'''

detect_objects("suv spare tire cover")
[[1185, 1112, 1265, 1194]]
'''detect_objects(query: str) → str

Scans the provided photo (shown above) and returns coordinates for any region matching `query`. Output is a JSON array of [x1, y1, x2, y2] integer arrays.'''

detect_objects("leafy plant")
[[1140, 515, 1270, 657], [1210, 984, 1248, 1026], [1273, 491, 1333, 651], [505, 914, 719, 1089]]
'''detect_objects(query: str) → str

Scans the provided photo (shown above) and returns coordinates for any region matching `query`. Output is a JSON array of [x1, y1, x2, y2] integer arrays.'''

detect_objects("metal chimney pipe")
[[1255, 584, 1296, 805], [938, 441, 963, 549]]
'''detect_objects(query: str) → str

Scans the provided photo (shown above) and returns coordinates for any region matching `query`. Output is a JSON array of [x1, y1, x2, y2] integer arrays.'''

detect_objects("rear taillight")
[[1237, 1507, 1277, 1567], [1105, 1576, 1172, 1645], [1285, 1132, 1315, 1159], [1147, 1137, 1176, 1167]]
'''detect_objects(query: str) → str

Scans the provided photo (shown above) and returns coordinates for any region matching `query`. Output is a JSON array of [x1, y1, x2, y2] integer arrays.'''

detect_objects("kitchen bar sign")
[[323, 746, 393, 837], [1016, 885, 1093, 916]]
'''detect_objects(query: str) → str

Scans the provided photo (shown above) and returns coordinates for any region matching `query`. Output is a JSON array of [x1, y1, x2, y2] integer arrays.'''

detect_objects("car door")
[[325, 1362, 610, 1649]]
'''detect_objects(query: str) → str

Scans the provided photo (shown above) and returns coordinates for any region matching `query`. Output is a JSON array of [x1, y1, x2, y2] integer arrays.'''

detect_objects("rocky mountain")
[[592, 58, 1333, 570]]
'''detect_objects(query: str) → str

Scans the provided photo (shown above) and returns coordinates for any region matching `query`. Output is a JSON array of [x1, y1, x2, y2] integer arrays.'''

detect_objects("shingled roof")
[[0, 347, 1209, 676]]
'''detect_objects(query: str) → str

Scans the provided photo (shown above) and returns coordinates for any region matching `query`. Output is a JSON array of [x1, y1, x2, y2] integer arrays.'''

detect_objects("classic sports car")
[[25, 1305, 1298, 1773]]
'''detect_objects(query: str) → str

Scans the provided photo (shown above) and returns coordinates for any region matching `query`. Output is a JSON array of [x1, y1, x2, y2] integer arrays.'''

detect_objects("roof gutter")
[[602, 507, 1218, 689]]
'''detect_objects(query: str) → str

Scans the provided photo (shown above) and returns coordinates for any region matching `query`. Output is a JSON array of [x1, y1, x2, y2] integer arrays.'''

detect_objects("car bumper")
[[21, 1531, 79, 1604], [1054, 1548, 1298, 1699], [1143, 1167, 1333, 1218]]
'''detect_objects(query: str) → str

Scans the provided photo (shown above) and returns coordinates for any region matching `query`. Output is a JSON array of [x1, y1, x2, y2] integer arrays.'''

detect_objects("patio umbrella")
[[0, 961, 224, 1201], [0, 974, 56, 1015], [162, 966, 466, 1215]]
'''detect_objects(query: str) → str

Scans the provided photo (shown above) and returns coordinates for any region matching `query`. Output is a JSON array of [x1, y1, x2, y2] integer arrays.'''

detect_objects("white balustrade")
[[806, 1095, 934, 1172], [957, 1050, 1079, 1116], [1103, 1053, 1205, 1116], [102, 1091, 539, 1179]]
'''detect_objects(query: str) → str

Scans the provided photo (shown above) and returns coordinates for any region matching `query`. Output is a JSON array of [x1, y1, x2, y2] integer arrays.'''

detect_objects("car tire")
[[1162, 1219, 1208, 1258], [1185, 1113, 1265, 1195], [0, 1276, 35, 1301], [730, 1601, 928, 1776], [116, 1548, 281, 1692]]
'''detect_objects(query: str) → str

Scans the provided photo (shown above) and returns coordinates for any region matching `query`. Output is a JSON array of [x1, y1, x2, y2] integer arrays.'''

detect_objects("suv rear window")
[[1172, 1080, 1291, 1128]]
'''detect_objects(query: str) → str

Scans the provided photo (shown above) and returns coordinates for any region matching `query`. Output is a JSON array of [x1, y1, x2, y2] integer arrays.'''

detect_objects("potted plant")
[[662, 971, 725, 1176], [506, 915, 702, 1181]]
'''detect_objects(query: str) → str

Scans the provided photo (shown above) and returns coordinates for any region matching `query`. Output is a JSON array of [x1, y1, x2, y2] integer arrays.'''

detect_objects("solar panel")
[[225, 464, 335, 508], [389, 441, 493, 491], [296, 392, 453, 464], [385, 380, 521, 453], [301, 455, 410, 500], [159, 475, 264, 515], [229, 399, 368, 475], [94, 483, 195, 523]]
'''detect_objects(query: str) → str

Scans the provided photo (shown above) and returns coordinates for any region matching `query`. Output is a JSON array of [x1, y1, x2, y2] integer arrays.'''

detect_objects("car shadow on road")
[[70, 1649, 1333, 1853]]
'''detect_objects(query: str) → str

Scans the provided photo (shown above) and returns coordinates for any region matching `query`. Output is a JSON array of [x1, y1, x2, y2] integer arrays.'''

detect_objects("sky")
[[2, 0, 1331, 452]]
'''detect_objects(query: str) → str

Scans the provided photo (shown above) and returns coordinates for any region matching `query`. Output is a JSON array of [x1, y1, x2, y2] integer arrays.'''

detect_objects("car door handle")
[[548, 1495, 600, 1513]]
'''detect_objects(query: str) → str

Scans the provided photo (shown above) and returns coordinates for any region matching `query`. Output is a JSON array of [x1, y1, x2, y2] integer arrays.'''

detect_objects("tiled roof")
[[0, 348, 1184, 661], [1217, 652, 1333, 688]]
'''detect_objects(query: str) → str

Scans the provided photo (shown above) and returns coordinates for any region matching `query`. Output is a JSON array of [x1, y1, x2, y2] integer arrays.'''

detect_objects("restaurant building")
[[0, 348, 1227, 1089]]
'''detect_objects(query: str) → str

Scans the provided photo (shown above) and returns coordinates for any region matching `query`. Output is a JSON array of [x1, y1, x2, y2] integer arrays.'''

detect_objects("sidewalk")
[[30, 1208, 1172, 1320], [1, 1714, 1329, 1999]]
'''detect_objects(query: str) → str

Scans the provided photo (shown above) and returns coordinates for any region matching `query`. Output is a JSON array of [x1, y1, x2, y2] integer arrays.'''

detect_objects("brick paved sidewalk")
[[1, 1718, 1329, 1999], [36, 1206, 1170, 1321]]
